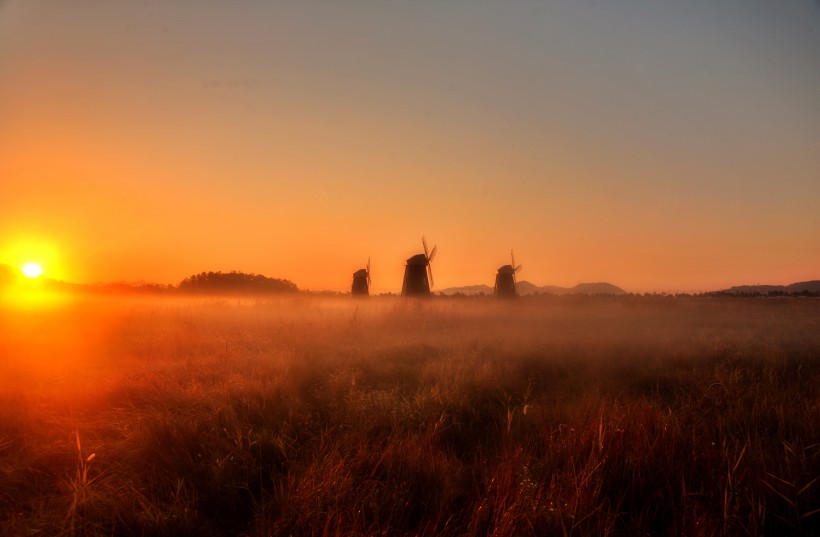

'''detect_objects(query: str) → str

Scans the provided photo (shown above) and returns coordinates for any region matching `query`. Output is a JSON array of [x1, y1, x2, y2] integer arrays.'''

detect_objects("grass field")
[[1, 295, 818, 536]]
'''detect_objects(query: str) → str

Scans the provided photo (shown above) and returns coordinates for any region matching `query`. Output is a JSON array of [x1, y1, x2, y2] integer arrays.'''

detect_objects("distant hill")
[[721, 280, 820, 296], [722, 285, 783, 295], [1, 267, 299, 296], [83, 281, 173, 295], [439, 284, 492, 296], [515, 281, 543, 295], [785, 281, 820, 294], [570, 282, 627, 295], [512, 281, 629, 296], [440, 280, 627, 296]]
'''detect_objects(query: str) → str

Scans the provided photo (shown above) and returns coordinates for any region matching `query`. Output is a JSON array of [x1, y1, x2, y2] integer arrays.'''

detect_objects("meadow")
[[0, 294, 818, 536]]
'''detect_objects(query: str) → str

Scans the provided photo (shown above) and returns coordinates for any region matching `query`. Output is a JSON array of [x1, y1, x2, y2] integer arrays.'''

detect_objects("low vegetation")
[[178, 271, 298, 295], [0, 295, 818, 536]]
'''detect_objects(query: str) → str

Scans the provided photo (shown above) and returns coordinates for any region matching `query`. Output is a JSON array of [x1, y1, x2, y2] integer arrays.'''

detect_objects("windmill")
[[401, 237, 437, 297], [351, 257, 371, 297], [494, 250, 522, 298]]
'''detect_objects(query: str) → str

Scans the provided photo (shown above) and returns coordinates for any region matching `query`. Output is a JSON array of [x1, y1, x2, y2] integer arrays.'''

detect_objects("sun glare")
[[22, 262, 43, 278]]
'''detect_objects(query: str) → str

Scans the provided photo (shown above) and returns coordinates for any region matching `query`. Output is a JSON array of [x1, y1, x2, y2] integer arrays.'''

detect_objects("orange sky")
[[1, 0, 819, 293]]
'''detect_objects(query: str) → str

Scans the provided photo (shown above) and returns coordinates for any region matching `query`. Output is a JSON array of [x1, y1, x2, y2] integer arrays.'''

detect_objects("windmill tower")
[[351, 258, 371, 297], [494, 250, 522, 298], [402, 237, 437, 297]]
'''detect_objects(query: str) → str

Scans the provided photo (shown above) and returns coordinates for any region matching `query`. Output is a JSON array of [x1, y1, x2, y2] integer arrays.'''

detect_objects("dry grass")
[[0, 295, 818, 536]]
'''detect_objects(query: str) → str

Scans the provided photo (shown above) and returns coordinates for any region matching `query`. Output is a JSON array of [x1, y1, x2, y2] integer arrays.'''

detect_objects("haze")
[[1, 0, 819, 292]]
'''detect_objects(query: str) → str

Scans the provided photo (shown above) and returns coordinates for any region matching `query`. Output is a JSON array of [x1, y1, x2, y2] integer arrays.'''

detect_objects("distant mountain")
[[538, 285, 572, 295], [515, 281, 543, 295], [440, 280, 626, 296], [84, 281, 173, 294], [722, 285, 783, 295], [570, 282, 627, 295], [785, 281, 820, 294], [1, 266, 297, 296], [722, 280, 820, 295], [439, 284, 492, 296], [515, 281, 627, 296]]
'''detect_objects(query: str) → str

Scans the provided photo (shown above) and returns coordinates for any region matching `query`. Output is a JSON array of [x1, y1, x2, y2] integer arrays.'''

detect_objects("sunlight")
[[1, 239, 64, 281], [22, 262, 43, 278], [0, 250, 69, 309], [0, 284, 70, 310]]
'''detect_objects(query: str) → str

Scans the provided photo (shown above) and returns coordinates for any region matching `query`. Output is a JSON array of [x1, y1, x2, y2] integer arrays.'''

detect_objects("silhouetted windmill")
[[402, 237, 437, 297], [494, 250, 522, 298], [351, 258, 371, 297]]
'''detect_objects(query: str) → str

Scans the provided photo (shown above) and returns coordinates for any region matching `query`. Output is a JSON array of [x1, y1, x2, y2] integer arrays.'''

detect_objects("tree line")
[[178, 271, 298, 295]]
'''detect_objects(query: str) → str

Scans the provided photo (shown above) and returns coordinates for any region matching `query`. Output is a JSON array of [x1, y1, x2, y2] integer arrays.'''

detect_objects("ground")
[[0, 295, 818, 536]]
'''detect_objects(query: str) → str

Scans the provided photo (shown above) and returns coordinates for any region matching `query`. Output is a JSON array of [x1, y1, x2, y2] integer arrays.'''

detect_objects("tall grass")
[[0, 295, 818, 535]]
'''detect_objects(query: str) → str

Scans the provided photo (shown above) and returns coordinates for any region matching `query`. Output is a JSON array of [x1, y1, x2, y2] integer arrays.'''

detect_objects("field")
[[1, 295, 819, 536]]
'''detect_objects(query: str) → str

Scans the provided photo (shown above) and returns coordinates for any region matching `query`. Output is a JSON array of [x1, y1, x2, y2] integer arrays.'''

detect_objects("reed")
[[0, 295, 818, 535]]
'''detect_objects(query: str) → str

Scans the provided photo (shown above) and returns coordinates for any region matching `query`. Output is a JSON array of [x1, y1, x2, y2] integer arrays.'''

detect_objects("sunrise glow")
[[0, 3, 818, 534], [21, 262, 43, 278], [0, 0, 818, 292]]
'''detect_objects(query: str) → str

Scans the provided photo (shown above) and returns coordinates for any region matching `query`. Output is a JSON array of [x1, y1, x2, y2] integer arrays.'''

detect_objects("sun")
[[21, 262, 44, 279]]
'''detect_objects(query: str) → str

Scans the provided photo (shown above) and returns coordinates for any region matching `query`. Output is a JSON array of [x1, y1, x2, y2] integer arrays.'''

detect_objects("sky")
[[1, 0, 819, 293]]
